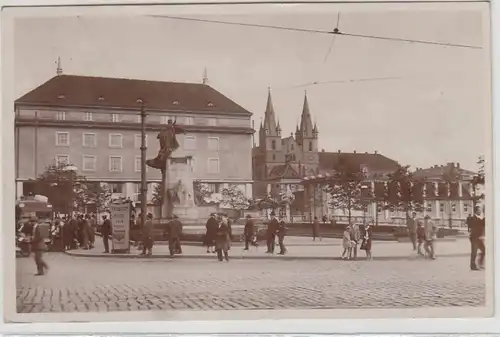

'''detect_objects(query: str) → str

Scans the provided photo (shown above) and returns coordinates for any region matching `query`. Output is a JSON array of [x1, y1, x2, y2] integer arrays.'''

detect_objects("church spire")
[[56, 56, 63, 76], [202, 67, 209, 85], [263, 87, 278, 135], [299, 91, 314, 137]]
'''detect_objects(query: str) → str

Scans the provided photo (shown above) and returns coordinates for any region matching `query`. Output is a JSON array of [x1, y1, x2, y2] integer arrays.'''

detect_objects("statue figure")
[[146, 118, 185, 172]]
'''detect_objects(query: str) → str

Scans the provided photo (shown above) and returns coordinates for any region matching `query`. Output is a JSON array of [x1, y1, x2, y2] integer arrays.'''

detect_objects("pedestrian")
[[341, 225, 352, 260], [416, 221, 425, 256], [205, 213, 218, 253], [312, 216, 321, 241], [101, 215, 112, 253], [167, 215, 182, 256], [469, 206, 485, 271], [215, 216, 231, 262], [406, 212, 418, 251], [266, 211, 279, 254], [277, 216, 287, 255], [88, 214, 96, 249], [423, 215, 437, 259], [140, 213, 154, 257], [360, 221, 373, 260], [244, 214, 257, 250], [349, 222, 361, 260], [31, 216, 49, 276]]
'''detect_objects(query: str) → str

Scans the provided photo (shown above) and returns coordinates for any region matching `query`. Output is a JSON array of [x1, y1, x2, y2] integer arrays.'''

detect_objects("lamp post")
[[63, 165, 78, 217], [136, 99, 148, 228], [361, 184, 369, 225]]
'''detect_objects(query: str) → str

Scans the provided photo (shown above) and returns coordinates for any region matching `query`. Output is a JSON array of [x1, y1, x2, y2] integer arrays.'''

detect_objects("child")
[[341, 225, 352, 260], [417, 221, 425, 256]]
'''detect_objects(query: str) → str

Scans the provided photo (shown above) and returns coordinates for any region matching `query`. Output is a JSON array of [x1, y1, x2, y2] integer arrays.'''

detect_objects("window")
[[136, 115, 141, 123], [208, 158, 220, 174], [308, 141, 313, 152], [109, 156, 123, 172], [291, 144, 294, 150], [109, 183, 123, 194], [186, 117, 194, 125], [271, 140, 276, 150], [184, 136, 196, 150], [82, 155, 97, 172], [272, 154, 276, 160], [134, 156, 145, 172], [133, 183, 141, 201], [426, 203, 432, 212], [451, 204, 457, 213], [56, 132, 70, 146], [56, 111, 66, 121], [134, 134, 148, 149], [439, 203, 444, 212], [111, 114, 119, 122], [464, 203, 469, 213], [207, 137, 219, 151], [208, 118, 217, 126], [55, 155, 69, 165], [207, 183, 220, 193], [82, 133, 96, 147], [83, 112, 93, 121], [109, 134, 123, 148]]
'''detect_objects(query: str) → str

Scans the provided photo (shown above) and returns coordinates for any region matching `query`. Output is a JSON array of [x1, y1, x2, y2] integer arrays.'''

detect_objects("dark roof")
[[319, 151, 399, 172], [413, 163, 476, 180], [15, 75, 252, 116], [268, 163, 300, 180]]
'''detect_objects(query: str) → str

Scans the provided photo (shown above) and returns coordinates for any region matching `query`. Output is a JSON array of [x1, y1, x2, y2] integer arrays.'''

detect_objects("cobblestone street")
[[16, 253, 485, 313]]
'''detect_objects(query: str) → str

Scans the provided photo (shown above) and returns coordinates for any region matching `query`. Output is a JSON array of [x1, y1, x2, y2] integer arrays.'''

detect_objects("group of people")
[[341, 221, 373, 260], [204, 212, 233, 261], [53, 213, 98, 251], [137, 213, 183, 257]]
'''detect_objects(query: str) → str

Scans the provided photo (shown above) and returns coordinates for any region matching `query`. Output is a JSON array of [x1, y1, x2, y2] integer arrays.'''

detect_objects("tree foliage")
[[472, 155, 485, 207], [220, 184, 251, 210], [324, 155, 367, 222], [81, 182, 112, 213], [152, 182, 163, 206], [385, 165, 424, 215]]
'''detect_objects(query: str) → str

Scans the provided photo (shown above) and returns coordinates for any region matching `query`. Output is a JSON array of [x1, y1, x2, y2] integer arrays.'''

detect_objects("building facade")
[[15, 73, 254, 209]]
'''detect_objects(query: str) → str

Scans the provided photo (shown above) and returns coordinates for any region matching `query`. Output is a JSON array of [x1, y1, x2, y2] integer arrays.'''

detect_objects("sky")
[[12, 7, 489, 171]]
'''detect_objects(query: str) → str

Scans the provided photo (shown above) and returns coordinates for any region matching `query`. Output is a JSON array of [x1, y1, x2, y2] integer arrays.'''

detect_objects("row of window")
[[55, 132, 220, 151], [56, 111, 217, 126], [55, 155, 221, 174]]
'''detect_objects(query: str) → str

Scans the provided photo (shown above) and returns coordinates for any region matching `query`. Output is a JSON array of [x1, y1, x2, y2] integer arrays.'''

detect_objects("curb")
[[64, 251, 469, 261]]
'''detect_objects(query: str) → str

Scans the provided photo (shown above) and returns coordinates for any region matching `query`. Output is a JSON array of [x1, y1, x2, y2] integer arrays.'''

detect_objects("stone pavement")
[[16, 253, 485, 313], [64, 236, 471, 261]]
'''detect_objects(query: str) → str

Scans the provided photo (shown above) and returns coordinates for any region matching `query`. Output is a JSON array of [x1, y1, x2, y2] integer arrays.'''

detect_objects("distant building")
[[15, 71, 254, 212]]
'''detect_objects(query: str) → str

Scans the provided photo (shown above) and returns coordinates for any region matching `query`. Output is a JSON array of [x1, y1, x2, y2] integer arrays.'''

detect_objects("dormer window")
[[207, 102, 215, 107], [172, 101, 179, 105], [57, 94, 65, 99], [98, 96, 105, 101]]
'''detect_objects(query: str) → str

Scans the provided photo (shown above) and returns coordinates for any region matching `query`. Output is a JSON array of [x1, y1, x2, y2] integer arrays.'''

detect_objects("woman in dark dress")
[[361, 222, 373, 260]]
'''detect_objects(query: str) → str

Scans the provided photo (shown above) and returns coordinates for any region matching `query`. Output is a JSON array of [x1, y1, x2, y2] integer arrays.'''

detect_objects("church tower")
[[296, 92, 319, 175], [258, 88, 285, 178]]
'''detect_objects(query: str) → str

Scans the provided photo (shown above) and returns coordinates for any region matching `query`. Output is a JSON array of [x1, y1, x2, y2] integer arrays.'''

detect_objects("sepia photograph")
[[1, 1, 493, 325]]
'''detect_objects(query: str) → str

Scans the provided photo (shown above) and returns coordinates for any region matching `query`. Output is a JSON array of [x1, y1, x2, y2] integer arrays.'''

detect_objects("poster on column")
[[110, 202, 130, 253]]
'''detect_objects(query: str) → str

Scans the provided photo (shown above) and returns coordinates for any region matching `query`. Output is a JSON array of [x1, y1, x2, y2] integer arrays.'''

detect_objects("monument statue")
[[146, 118, 186, 217], [146, 118, 185, 173]]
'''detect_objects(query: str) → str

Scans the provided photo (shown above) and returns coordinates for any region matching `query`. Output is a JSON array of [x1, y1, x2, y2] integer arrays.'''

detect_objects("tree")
[[220, 184, 251, 210], [193, 180, 217, 205], [385, 165, 424, 217], [324, 155, 366, 223], [80, 182, 112, 214], [152, 182, 163, 206], [33, 162, 88, 214], [472, 155, 485, 208]]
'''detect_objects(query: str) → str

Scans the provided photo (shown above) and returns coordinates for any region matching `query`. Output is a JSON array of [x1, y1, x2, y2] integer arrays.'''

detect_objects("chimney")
[[365, 151, 368, 154], [353, 150, 357, 154], [457, 163, 460, 169], [337, 150, 341, 153], [321, 149, 325, 152], [374, 150, 378, 154]]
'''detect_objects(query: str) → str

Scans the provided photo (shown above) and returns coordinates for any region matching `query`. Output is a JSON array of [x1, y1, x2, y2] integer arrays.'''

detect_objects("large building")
[[251, 89, 400, 221], [15, 71, 254, 209]]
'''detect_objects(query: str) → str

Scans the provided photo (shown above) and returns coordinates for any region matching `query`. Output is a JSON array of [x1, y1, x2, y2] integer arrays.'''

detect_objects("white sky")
[[13, 8, 489, 171]]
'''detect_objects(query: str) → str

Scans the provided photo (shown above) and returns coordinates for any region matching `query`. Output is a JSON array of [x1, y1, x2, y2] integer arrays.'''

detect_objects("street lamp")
[[63, 165, 77, 217], [136, 98, 148, 228], [361, 184, 369, 225]]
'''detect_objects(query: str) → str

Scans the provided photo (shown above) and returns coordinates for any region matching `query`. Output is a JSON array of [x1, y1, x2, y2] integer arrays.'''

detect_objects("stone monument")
[[146, 119, 198, 222]]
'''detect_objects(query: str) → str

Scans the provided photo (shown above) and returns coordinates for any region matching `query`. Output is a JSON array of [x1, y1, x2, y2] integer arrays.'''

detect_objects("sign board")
[[110, 202, 130, 252]]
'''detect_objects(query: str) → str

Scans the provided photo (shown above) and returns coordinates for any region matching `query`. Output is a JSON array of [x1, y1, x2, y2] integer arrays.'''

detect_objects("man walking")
[[312, 216, 321, 241], [423, 215, 437, 259], [101, 215, 112, 253], [205, 213, 218, 253], [266, 211, 279, 254], [469, 206, 485, 271], [349, 222, 361, 260], [31, 216, 49, 276], [277, 216, 287, 255], [140, 213, 154, 257], [406, 212, 418, 251], [244, 214, 256, 250]]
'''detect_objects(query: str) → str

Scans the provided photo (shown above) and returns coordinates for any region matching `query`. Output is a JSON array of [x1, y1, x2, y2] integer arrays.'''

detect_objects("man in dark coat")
[[266, 212, 279, 254], [31, 217, 49, 276], [469, 206, 485, 270], [244, 214, 256, 250], [167, 215, 183, 256], [141, 213, 154, 257], [205, 213, 218, 253], [101, 215, 112, 253], [277, 216, 287, 255]]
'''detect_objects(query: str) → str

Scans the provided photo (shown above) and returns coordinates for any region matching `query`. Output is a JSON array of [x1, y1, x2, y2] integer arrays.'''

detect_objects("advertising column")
[[110, 202, 130, 253]]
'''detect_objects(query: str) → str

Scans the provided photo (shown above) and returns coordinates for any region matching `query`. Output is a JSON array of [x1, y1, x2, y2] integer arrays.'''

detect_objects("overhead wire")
[[323, 12, 341, 63], [148, 14, 482, 50]]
